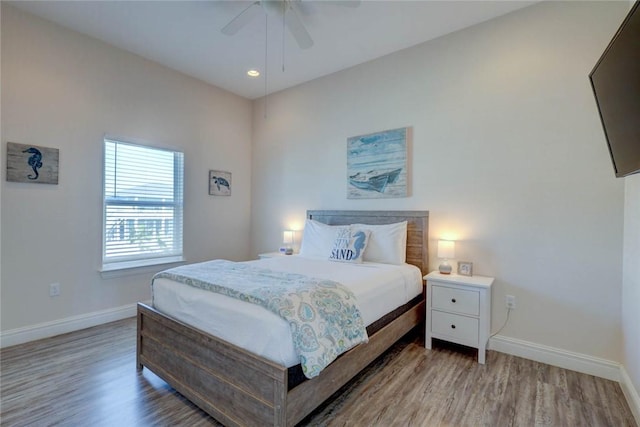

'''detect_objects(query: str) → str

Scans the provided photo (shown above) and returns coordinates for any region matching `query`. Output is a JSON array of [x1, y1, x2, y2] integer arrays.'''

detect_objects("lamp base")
[[439, 262, 452, 274]]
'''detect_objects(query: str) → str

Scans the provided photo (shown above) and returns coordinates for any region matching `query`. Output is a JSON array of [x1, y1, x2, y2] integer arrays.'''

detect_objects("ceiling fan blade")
[[221, 1, 260, 36], [284, 4, 313, 49], [291, 0, 315, 16]]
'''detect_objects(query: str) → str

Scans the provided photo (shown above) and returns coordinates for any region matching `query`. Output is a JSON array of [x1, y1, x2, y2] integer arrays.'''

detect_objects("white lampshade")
[[281, 230, 295, 255], [437, 240, 455, 274], [283, 230, 294, 245], [437, 240, 455, 259]]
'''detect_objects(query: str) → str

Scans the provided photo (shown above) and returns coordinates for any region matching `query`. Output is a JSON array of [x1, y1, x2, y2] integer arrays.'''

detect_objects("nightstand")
[[424, 271, 494, 364]]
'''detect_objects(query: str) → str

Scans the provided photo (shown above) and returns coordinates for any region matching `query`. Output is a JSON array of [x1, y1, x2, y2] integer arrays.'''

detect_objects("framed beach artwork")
[[6, 142, 59, 185], [209, 170, 231, 196], [347, 127, 409, 199]]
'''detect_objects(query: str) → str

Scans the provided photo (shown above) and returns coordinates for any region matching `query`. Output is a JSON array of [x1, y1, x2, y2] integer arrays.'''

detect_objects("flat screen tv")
[[589, 1, 640, 178]]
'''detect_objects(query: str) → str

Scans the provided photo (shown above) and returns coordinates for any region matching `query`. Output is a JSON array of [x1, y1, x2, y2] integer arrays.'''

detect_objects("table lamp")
[[437, 240, 455, 274], [281, 230, 294, 255]]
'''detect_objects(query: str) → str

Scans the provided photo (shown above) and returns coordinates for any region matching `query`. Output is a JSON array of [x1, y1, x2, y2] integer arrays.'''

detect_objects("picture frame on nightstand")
[[458, 261, 473, 276]]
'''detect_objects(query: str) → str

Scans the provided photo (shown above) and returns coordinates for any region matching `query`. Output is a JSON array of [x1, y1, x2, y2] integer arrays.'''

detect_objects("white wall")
[[251, 1, 629, 362], [621, 0, 640, 416], [0, 4, 3, 333], [1, 5, 252, 332], [623, 174, 640, 397]]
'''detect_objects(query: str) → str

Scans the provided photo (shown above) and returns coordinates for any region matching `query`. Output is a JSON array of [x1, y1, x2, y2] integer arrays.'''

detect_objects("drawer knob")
[[451, 324, 456, 329], [451, 298, 457, 303]]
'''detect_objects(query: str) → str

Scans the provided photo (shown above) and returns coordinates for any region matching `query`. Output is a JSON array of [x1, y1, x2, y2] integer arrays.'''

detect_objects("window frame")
[[101, 136, 185, 273]]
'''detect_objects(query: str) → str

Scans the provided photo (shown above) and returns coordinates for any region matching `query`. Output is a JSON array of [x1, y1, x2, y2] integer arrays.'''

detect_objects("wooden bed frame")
[[137, 210, 429, 426]]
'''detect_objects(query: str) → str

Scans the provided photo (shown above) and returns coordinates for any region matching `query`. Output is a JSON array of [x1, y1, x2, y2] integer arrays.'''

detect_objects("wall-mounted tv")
[[589, 1, 640, 178]]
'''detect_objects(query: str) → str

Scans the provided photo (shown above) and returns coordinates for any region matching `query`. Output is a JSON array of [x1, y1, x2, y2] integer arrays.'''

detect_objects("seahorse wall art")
[[6, 142, 59, 185]]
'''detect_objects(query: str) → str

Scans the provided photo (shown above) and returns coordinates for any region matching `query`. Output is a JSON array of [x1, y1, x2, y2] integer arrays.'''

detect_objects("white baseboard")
[[620, 366, 640, 426], [491, 334, 640, 424], [0, 302, 144, 348], [490, 334, 621, 381], [490, 334, 640, 425]]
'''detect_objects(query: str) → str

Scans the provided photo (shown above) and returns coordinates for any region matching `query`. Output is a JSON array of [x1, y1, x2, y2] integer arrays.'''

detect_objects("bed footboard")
[[137, 303, 288, 426], [137, 299, 424, 427]]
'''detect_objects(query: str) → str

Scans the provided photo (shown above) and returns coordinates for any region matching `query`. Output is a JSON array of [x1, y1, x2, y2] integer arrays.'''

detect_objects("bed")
[[137, 210, 429, 426]]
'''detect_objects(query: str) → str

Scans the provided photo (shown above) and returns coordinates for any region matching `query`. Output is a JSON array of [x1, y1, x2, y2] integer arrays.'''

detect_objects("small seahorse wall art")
[[6, 142, 59, 185]]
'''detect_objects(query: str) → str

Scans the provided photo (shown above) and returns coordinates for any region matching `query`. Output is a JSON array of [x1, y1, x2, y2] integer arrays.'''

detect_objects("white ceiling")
[[9, 1, 538, 100]]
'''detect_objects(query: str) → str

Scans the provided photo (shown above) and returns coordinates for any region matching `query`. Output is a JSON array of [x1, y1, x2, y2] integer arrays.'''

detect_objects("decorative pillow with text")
[[329, 227, 371, 263]]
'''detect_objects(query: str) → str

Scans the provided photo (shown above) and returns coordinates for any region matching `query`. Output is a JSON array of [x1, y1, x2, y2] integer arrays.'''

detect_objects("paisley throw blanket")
[[153, 260, 368, 378]]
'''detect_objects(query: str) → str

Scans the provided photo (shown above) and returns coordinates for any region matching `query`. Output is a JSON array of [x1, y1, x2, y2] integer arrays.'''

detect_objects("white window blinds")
[[102, 138, 184, 269]]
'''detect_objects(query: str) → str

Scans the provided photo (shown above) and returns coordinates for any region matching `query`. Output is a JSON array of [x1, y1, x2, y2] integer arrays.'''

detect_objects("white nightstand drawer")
[[431, 285, 479, 316], [431, 310, 479, 347], [425, 272, 494, 364]]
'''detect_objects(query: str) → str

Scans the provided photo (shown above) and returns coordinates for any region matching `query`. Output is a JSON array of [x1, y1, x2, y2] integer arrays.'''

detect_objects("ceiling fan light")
[[261, 0, 285, 16], [247, 69, 260, 77]]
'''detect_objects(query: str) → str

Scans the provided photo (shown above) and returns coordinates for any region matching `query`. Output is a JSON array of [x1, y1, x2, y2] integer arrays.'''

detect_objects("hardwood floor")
[[1, 318, 636, 427]]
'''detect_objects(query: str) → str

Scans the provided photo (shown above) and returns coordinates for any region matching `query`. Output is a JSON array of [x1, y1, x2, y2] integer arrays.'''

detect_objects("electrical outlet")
[[505, 294, 516, 309], [49, 282, 61, 297]]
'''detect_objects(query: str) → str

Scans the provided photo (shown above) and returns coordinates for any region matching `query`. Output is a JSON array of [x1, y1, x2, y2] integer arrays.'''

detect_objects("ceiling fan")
[[221, 0, 360, 50]]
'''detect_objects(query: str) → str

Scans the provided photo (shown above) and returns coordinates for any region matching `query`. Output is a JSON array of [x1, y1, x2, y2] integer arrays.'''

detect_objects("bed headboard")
[[307, 210, 429, 276]]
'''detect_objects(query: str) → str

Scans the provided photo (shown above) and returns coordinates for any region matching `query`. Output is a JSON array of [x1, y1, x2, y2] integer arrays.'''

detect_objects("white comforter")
[[152, 256, 423, 367]]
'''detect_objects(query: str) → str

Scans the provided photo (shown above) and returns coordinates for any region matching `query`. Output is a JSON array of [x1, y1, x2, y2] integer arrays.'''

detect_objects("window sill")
[[100, 256, 185, 279]]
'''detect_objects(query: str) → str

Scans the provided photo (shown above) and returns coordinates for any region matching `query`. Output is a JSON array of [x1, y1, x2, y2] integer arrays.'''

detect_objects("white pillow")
[[298, 219, 346, 259], [352, 221, 407, 265], [329, 227, 371, 263]]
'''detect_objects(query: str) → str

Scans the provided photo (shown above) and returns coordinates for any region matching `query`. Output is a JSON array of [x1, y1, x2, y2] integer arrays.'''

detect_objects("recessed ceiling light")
[[247, 70, 260, 77]]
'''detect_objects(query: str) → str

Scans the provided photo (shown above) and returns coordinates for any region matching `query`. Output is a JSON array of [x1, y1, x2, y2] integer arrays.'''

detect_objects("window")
[[102, 137, 184, 271]]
